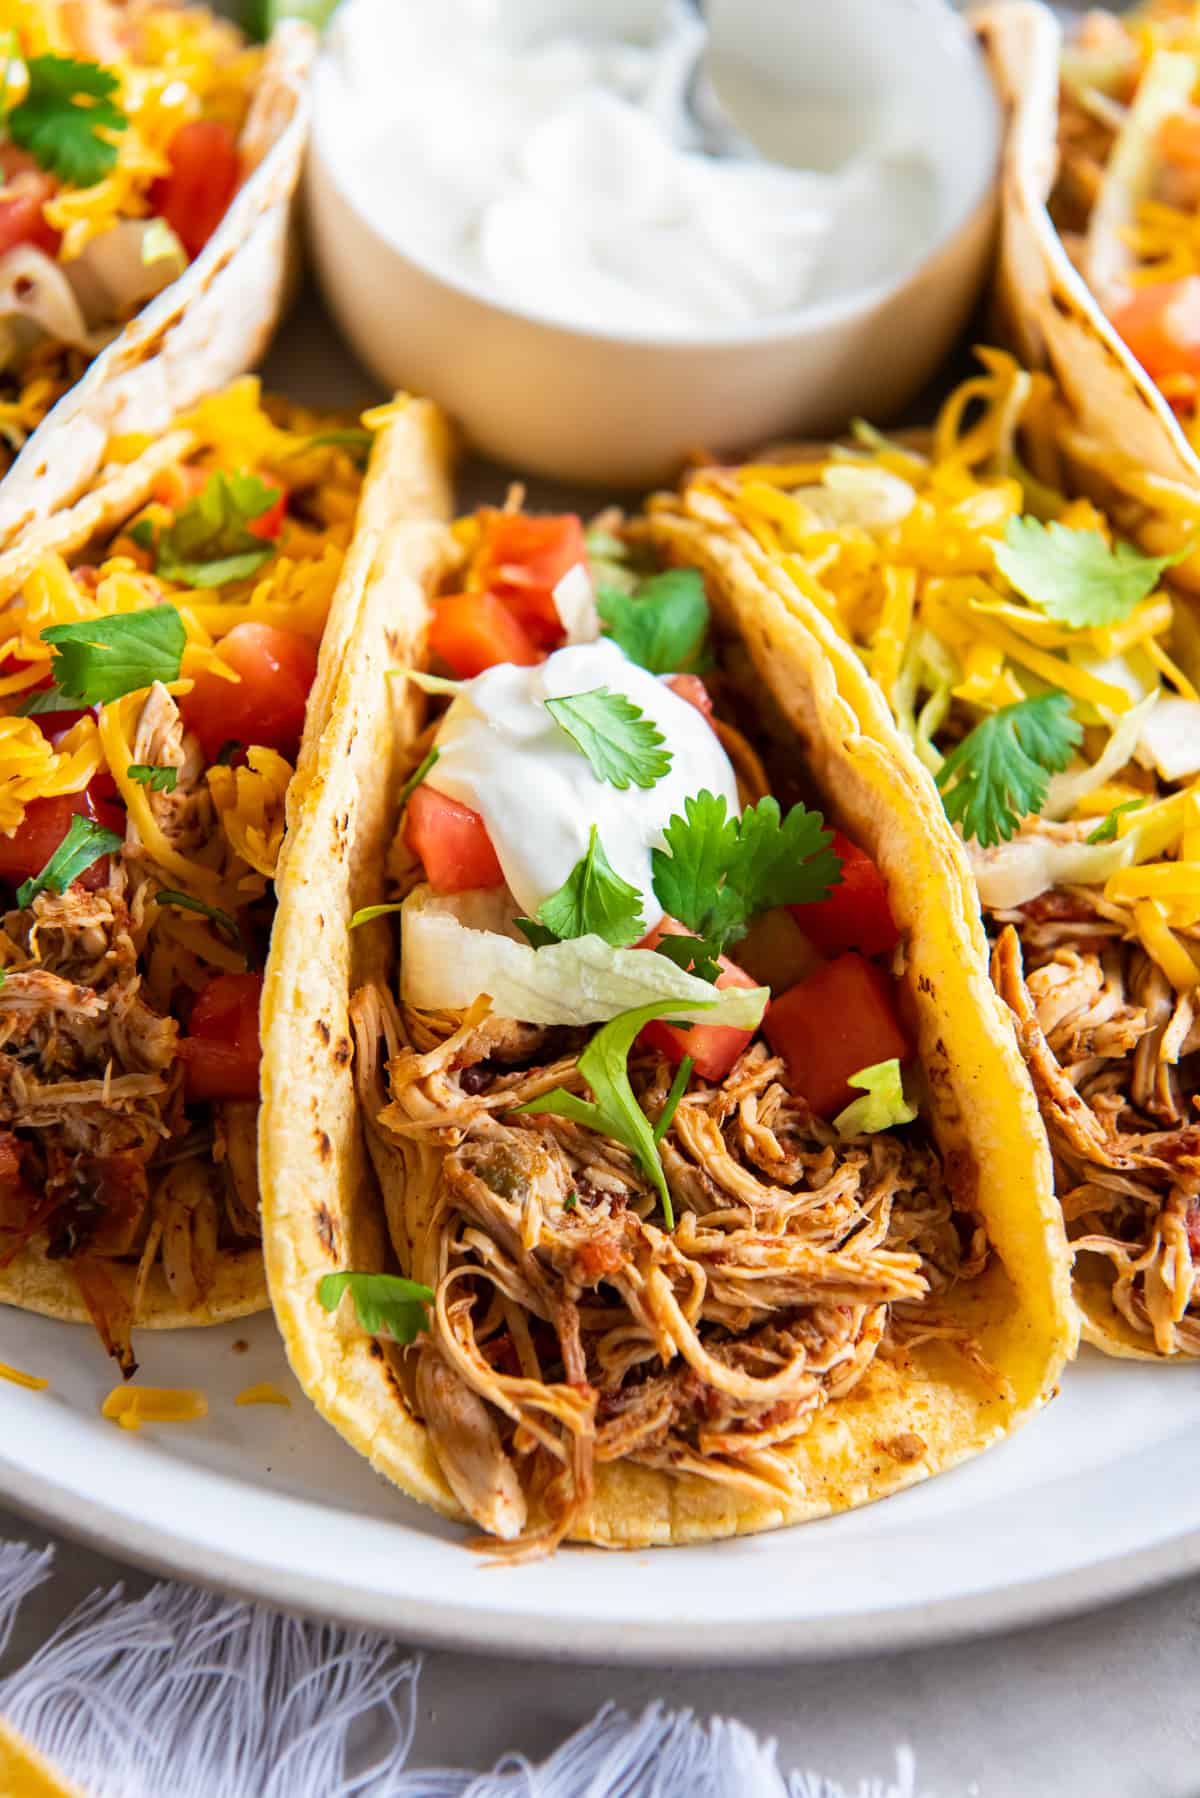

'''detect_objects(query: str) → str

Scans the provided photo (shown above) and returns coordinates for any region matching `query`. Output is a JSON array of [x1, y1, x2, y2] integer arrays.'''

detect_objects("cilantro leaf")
[[653, 931, 722, 986], [153, 889, 244, 953], [534, 826, 645, 947], [138, 470, 280, 588], [515, 1000, 710, 1229], [935, 692, 1083, 847], [8, 56, 128, 188], [993, 515, 1187, 629], [513, 916, 560, 949], [16, 814, 122, 908], [317, 1271, 433, 1344], [40, 608, 185, 705], [833, 1059, 918, 1138], [651, 791, 839, 957], [291, 427, 374, 467], [597, 568, 710, 674], [127, 763, 177, 793], [545, 687, 672, 790], [1086, 797, 1145, 844]]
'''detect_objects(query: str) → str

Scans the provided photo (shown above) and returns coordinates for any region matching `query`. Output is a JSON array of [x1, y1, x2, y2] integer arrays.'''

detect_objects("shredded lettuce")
[[1084, 48, 1197, 307], [400, 886, 768, 1028], [795, 465, 917, 533], [833, 1059, 917, 1138], [1042, 690, 1158, 819], [1135, 695, 1200, 782], [966, 831, 1136, 911]]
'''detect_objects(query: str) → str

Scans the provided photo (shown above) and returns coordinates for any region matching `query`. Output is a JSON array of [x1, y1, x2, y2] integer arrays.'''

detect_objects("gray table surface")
[[7, 298, 1198, 1798]]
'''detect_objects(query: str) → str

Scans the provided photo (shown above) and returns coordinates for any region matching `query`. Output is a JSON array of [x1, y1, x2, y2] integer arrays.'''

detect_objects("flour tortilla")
[[0, 390, 384, 1334], [260, 407, 1076, 1548], [0, 19, 315, 551]]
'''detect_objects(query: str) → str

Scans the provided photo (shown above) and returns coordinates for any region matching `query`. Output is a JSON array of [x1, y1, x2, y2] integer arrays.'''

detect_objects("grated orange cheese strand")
[[0, 1361, 48, 1391], [97, 697, 227, 896], [101, 1386, 208, 1431], [235, 1382, 291, 1407], [1132, 901, 1200, 992]]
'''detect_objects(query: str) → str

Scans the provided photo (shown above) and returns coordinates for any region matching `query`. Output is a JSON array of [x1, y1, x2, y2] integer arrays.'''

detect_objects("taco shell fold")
[[260, 405, 1076, 1549]]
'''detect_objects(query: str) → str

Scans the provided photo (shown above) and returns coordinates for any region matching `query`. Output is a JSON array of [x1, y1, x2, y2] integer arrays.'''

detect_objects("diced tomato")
[[178, 621, 317, 764], [0, 785, 124, 896], [791, 831, 899, 959], [763, 953, 910, 1117], [177, 972, 264, 1102], [150, 119, 240, 262], [636, 917, 759, 1082], [0, 653, 90, 733], [152, 463, 208, 511], [404, 783, 504, 893], [1110, 277, 1200, 384], [247, 483, 287, 541], [0, 147, 60, 257], [1187, 1203, 1200, 1260], [428, 590, 540, 679], [477, 512, 586, 649], [665, 673, 715, 723]]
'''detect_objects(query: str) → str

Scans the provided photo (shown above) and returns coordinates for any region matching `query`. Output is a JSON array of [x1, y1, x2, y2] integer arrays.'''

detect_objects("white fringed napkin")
[[0, 1538, 926, 1796]]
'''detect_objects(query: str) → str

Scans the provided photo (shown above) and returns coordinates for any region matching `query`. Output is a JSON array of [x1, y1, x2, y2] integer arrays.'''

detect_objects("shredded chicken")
[[352, 983, 986, 1560], [993, 921, 1200, 1356]]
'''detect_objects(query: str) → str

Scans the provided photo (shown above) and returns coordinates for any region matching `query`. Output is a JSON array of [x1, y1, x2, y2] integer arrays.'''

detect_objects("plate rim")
[[3, 1446, 1198, 1664]]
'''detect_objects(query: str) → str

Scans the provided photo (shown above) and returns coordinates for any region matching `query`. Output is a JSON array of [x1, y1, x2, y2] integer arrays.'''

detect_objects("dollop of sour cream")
[[320, 0, 940, 337], [428, 638, 738, 921]]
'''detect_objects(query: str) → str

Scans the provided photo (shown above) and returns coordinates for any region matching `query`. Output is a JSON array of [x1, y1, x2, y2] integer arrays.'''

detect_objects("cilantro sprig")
[[9, 56, 128, 188], [598, 568, 710, 674], [515, 1000, 709, 1229], [317, 1271, 433, 1344], [545, 688, 671, 790], [993, 516, 1188, 629], [16, 814, 122, 908], [516, 825, 644, 949], [35, 609, 185, 707], [132, 470, 280, 588], [650, 791, 839, 977], [935, 692, 1083, 847], [153, 888, 243, 950], [127, 763, 177, 793]]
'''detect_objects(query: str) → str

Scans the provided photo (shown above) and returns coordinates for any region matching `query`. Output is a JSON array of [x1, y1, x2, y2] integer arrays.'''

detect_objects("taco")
[[260, 407, 1073, 1558], [0, 1, 313, 547], [673, 346, 1200, 1360], [977, 1, 1200, 529], [0, 376, 390, 1374]]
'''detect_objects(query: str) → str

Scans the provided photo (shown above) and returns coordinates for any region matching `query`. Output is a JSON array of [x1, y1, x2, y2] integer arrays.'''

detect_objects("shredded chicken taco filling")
[[331, 506, 997, 1559], [0, 380, 373, 1369], [673, 348, 1200, 1355], [0, 0, 265, 462], [1053, 2, 1200, 452]]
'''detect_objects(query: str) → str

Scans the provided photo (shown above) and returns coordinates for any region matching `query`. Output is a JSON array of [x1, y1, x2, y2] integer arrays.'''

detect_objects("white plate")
[[0, 1301, 1196, 1663]]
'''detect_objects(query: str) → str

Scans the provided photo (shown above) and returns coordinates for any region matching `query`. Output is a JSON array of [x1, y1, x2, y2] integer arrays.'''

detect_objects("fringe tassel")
[[0, 1538, 930, 1798]]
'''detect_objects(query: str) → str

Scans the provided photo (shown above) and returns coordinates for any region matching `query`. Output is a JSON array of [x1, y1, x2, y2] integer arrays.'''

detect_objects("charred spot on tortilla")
[[314, 1206, 338, 1257], [316, 1019, 331, 1047]]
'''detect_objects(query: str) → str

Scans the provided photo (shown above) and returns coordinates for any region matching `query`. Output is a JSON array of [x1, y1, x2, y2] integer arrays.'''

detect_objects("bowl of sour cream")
[[307, 0, 1001, 485]]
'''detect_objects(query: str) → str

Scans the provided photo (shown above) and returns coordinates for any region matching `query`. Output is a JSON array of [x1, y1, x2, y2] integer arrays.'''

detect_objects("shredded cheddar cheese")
[[235, 1382, 290, 1407], [0, 1360, 47, 1390], [101, 1386, 208, 1430], [208, 746, 292, 882]]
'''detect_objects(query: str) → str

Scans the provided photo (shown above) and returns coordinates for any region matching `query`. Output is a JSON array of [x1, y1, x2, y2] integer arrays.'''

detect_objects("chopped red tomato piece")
[[178, 622, 317, 764], [0, 148, 60, 257], [405, 783, 504, 892], [150, 119, 240, 261], [428, 590, 540, 679], [0, 785, 124, 895], [636, 917, 759, 1081], [791, 832, 899, 959], [1187, 1203, 1200, 1260], [247, 483, 287, 540], [178, 972, 264, 1102], [477, 512, 585, 649], [665, 673, 715, 723], [1110, 277, 1200, 384], [152, 463, 208, 510], [764, 953, 910, 1117]]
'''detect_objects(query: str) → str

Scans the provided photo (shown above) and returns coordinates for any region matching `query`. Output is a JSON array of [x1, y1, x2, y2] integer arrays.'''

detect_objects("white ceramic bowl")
[[307, 0, 1000, 487]]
